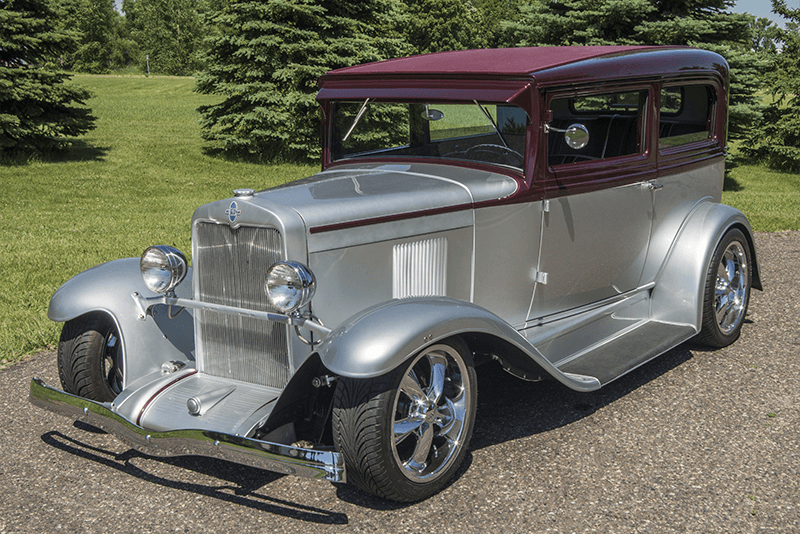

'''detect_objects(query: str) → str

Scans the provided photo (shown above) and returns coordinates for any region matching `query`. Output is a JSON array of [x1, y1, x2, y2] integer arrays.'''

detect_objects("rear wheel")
[[697, 229, 752, 348], [332, 337, 476, 502], [57, 313, 123, 401]]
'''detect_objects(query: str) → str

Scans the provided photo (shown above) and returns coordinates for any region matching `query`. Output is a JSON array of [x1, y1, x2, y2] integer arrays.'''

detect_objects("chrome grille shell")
[[194, 222, 290, 388]]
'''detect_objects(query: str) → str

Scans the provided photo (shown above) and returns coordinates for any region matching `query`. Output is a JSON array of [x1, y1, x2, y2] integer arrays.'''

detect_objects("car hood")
[[192, 162, 519, 256], [258, 162, 519, 231]]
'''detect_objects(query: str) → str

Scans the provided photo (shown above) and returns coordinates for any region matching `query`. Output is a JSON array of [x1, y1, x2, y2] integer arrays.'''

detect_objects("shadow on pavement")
[[470, 344, 696, 449], [39, 430, 348, 525]]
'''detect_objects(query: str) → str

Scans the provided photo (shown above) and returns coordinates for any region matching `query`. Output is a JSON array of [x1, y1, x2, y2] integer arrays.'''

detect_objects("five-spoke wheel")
[[332, 337, 476, 501]]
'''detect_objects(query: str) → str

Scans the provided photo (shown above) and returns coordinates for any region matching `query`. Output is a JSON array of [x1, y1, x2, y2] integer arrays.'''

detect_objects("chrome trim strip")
[[29, 378, 345, 483], [132, 293, 332, 338]]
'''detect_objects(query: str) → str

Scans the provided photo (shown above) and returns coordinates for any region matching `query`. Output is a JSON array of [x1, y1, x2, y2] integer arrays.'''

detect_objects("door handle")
[[645, 181, 663, 191]]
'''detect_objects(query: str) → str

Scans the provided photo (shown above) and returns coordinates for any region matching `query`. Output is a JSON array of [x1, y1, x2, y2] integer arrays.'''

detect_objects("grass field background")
[[1, 74, 798, 366], [0, 75, 317, 365]]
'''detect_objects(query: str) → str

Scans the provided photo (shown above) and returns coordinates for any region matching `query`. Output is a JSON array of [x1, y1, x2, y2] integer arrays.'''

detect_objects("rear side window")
[[548, 90, 647, 166], [659, 85, 715, 149]]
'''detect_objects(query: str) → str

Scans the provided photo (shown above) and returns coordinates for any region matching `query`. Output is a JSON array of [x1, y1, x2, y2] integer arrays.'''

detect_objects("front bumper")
[[29, 378, 346, 483]]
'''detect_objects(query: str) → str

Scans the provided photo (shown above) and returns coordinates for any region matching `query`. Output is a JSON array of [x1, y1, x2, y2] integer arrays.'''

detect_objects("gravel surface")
[[1, 232, 798, 534]]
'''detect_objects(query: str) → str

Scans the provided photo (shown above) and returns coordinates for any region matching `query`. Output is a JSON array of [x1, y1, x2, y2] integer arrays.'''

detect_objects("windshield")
[[330, 101, 529, 171]]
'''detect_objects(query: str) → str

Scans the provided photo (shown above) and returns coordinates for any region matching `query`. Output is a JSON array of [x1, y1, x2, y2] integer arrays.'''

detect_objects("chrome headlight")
[[140, 245, 188, 294], [265, 261, 316, 314]]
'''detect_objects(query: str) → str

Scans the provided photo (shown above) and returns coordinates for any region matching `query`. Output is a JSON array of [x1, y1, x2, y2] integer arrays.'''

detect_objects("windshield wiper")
[[343, 98, 371, 142], [474, 100, 509, 148]]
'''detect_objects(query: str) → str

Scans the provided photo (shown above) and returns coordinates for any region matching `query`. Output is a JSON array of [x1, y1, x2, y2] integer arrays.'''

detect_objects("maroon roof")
[[317, 46, 728, 105], [324, 46, 663, 77]]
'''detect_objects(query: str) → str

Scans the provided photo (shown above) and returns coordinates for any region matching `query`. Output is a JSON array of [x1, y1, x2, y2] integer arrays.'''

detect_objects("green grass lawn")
[[1, 74, 798, 366], [723, 160, 800, 232], [0, 75, 317, 365]]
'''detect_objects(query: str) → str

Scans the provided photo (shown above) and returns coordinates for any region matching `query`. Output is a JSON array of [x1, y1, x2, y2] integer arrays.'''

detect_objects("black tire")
[[57, 313, 123, 401], [332, 337, 477, 502], [697, 228, 752, 348]]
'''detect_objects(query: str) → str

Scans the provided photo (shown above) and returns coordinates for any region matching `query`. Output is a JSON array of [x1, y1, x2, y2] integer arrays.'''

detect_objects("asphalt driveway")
[[1, 232, 798, 533]]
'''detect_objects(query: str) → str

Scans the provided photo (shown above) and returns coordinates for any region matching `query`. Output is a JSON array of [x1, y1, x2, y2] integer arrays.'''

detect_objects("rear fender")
[[48, 258, 195, 389], [315, 297, 601, 392], [650, 203, 762, 328]]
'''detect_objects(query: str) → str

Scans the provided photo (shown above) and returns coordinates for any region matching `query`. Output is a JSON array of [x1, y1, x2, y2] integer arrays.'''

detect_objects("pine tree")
[[0, 0, 96, 154], [401, 0, 487, 54], [473, 0, 520, 47], [197, 0, 408, 163], [500, 0, 763, 140], [742, 1, 800, 172]]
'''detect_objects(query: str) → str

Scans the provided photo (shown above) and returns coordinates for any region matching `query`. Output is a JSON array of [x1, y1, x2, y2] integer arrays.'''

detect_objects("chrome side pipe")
[[29, 378, 345, 483]]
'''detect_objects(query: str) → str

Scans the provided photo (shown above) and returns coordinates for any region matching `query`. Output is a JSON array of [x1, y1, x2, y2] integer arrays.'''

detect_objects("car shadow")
[[470, 343, 696, 449], [39, 430, 349, 525]]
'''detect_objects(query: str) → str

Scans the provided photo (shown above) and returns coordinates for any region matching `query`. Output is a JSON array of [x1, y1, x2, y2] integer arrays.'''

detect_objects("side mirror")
[[564, 124, 590, 150], [547, 122, 590, 150]]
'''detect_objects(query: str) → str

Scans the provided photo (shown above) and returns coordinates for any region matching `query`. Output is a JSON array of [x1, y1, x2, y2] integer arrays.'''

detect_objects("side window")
[[548, 90, 647, 166], [659, 85, 715, 149]]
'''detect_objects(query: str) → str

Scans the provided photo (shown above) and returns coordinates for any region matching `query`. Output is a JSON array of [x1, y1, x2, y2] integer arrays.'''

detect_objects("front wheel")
[[332, 337, 477, 502], [697, 229, 752, 348], [57, 313, 123, 401]]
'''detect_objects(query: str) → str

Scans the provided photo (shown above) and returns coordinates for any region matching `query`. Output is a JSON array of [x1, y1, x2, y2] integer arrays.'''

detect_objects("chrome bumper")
[[29, 378, 345, 483]]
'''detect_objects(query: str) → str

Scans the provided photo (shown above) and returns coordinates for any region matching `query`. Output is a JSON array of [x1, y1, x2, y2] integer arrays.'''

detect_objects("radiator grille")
[[393, 238, 448, 298], [195, 223, 290, 388]]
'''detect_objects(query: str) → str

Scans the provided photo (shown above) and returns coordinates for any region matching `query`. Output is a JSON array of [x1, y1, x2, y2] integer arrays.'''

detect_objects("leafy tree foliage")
[[750, 16, 781, 53], [401, 0, 487, 54], [0, 0, 96, 154], [742, 1, 800, 172], [501, 0, 763, 140], [473, 0, 520, 47], [54, 0, 129, 73], [123, 0, 206, 75], [197, 0, 409, 163]]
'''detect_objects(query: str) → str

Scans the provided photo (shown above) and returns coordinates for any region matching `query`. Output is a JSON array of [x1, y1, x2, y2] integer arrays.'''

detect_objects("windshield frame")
[[325, 99, 532, 176]]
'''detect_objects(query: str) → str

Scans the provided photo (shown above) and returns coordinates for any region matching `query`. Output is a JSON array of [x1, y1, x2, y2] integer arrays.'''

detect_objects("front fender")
[[650, 202, 762, 328], [316, 297, 601, 391], [49, 258, 195, 389]]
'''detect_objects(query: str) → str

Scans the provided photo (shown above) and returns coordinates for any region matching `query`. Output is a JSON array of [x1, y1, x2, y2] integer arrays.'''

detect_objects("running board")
[[556, 321, 696, 386]]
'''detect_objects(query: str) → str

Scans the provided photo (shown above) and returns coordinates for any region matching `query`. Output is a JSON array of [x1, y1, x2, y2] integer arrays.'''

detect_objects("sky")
[[733, 0, 794, 28]]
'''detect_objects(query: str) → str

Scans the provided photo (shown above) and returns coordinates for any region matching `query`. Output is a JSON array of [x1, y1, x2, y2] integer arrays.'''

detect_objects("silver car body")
[[32, 46, 762, 489]]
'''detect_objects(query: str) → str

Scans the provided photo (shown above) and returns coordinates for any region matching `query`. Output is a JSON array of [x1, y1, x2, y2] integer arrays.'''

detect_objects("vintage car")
[[31, 46, 761, 502]]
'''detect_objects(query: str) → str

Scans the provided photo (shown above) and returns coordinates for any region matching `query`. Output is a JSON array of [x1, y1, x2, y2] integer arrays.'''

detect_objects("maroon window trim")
[[539, 83, 657, 195]]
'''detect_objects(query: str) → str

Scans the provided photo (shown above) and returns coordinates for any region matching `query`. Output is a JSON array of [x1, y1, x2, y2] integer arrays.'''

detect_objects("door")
[[527, 86, 657, 322]]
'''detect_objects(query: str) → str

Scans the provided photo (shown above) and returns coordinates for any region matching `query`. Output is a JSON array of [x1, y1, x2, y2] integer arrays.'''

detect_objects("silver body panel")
[[37, 50, 762, 488], [528, 181, 653, 322], [48, 258, 195, 391]]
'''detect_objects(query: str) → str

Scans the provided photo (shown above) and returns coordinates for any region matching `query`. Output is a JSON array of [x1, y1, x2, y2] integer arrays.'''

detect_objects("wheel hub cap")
[[392, 345, 471, 482]]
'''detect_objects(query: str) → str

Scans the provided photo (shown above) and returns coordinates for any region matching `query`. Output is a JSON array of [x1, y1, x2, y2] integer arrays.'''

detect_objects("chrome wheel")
[[714, 241, 749, 335], [698, 229, 752, 348], [392, 343, 471, 482], [332, 336, 476, 501]]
